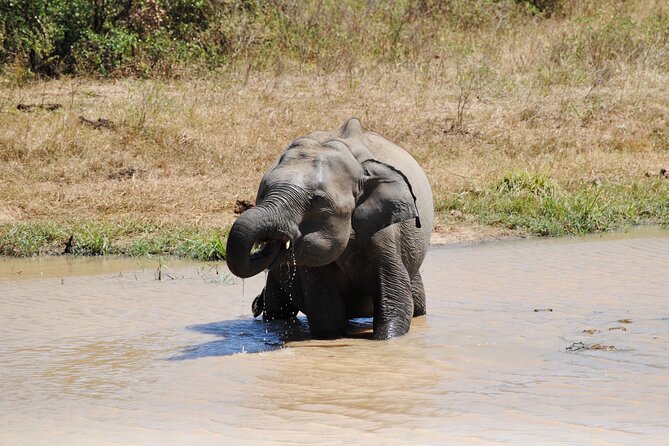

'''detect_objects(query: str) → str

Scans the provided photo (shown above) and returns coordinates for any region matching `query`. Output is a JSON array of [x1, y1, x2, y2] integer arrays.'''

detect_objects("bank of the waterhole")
[[2, 171, 667, 259]]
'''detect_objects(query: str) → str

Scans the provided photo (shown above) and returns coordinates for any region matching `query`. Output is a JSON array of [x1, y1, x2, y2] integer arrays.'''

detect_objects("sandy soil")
[[429, 223, 527, 246]]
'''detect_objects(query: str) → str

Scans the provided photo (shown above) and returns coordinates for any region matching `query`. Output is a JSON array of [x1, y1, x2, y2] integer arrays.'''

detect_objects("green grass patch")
[[437, 171, 669, 236], [0, 221, 228, 260]]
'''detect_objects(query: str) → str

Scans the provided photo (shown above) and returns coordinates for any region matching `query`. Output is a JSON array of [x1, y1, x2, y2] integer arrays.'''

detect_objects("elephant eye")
[[310, 193, 330, 209]]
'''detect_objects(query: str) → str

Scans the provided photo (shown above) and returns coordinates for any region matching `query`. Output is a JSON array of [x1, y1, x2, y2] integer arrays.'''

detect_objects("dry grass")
[[1, 0, 668, 256]]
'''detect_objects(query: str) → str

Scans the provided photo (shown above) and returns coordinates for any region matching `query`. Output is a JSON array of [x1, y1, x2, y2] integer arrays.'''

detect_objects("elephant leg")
[[411, 271, 426, 317], [299, 266, 347, 339], [255, 269, 298, 321], [373, 259, 413, 340]]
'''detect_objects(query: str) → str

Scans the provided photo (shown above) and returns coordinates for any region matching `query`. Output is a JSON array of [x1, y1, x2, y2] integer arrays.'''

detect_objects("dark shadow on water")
[[171, 317, 374, 359]]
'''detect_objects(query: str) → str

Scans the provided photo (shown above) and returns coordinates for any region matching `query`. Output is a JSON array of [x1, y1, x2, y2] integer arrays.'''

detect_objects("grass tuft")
[[440, 171, 669, 237], [0, 222, 228, 259], [0, 223, 65, 256]]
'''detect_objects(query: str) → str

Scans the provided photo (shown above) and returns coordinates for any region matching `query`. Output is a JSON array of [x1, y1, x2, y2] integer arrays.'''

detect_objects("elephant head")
[[225, 123, 420, 279]]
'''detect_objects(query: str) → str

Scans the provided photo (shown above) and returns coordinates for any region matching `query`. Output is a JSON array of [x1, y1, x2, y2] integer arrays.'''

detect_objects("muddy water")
[[1, 229, 668, 445]]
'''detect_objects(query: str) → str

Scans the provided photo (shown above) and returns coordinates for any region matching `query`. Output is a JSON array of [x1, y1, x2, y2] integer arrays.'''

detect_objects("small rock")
[[566, 342, 587, 351], [582, 329, 600, 335], [79, 116, 116, 130], [661, 168, 668, 178], [591, 177, 602, 187], [566, 341, 616, 351], [449, 209, 464, 218], [590, 344, 616, 351]]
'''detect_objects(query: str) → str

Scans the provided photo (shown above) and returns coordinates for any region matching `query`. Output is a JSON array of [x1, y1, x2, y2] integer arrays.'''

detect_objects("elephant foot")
[[373, 318, 411, 340]]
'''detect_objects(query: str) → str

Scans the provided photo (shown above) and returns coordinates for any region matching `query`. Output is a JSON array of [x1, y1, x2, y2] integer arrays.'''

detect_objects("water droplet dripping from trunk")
[[286, 245, 297, 308]]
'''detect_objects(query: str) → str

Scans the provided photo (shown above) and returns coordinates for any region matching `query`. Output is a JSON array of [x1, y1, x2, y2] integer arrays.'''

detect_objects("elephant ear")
[[352, 160, 421, 246]]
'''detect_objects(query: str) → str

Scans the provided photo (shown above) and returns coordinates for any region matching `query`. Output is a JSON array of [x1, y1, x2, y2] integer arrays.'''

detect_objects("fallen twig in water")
[[566, 342, 616, 352], [197, 264, 235, 284], [156, 262, 180, 281]]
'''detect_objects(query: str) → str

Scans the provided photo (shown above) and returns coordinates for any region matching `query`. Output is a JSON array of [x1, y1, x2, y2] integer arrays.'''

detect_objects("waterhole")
[[1, 228, 667, 445]]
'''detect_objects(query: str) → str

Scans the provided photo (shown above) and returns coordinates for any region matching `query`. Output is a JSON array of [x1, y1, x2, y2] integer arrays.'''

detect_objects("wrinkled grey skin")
[[225, 118, 434, 340]]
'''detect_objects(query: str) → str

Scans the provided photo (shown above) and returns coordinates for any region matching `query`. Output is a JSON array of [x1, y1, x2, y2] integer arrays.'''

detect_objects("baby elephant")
[[226, 118, 433, 340]]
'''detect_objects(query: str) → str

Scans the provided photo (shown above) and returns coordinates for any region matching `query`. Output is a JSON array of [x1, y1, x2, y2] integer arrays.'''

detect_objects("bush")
[[0, 0, 552, 77], [0, 0, 191, 76], [2, 0, 667, 78], [0, 0, 90, 75]]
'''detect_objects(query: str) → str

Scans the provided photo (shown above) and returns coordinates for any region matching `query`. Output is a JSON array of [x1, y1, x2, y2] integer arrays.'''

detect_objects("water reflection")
[[173, 317, 312, 358], [173, 317, 375, 358]]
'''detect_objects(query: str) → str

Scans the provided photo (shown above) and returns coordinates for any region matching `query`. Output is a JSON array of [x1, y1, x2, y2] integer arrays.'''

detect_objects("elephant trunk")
[[226, 206, 286, 278]]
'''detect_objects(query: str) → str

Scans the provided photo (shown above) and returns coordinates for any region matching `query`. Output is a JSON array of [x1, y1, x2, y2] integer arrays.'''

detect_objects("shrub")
[[0, 0, 570, 77]]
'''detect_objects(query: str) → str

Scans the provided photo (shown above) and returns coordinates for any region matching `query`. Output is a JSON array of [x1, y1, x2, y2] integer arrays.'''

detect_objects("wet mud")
[[1, 228, 668, 445]]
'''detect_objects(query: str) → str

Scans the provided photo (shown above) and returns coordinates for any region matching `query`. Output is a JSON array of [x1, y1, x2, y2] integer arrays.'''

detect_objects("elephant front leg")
[[253, 268, 298, 321], [373, 262, 414, 340], [299, 266, 347, 339]]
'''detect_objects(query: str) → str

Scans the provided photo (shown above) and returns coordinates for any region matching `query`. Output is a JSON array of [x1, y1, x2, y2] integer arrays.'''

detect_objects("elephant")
[[225, 118, 434, 340]]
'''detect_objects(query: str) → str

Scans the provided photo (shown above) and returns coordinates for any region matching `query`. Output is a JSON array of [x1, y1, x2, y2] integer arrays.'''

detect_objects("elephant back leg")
[[253, 268, 298, 320], [411, 271, 426, 317]]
